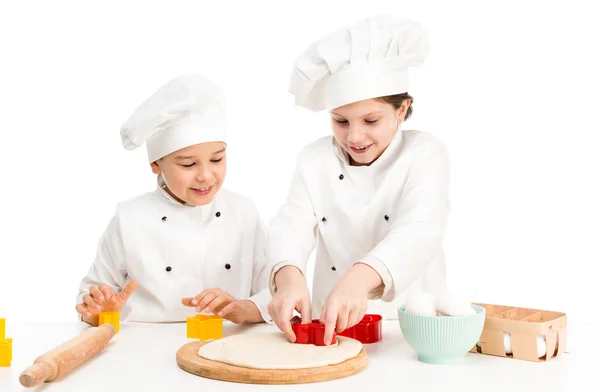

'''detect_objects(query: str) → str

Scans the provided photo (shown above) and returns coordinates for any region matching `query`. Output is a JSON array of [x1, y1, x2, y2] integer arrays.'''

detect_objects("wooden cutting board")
[[176, 340, 368, 384]]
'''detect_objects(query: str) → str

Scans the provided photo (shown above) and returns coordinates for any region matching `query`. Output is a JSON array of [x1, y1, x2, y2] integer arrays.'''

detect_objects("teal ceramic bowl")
[[397, 304, 486, 364]]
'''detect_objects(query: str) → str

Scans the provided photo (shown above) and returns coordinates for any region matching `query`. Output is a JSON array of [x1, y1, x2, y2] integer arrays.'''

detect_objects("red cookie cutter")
[[338, 314, 382, 344], [292, 319, 337, 346]]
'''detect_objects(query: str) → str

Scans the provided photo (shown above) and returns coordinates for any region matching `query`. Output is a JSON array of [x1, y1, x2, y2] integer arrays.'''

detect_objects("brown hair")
[[376, 92, 414, 120]]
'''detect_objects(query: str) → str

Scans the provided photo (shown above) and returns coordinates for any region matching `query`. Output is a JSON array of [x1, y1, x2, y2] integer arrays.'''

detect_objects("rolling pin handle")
[[19, 361, 54, 387]]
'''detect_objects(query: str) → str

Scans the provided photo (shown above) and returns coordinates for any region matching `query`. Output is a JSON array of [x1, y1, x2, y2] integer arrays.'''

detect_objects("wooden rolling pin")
[[19, 324, 116, 387]]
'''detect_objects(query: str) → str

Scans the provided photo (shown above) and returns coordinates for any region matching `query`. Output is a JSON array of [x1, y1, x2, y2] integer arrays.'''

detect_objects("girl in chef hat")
[[76, 74, 272, 326], [267, 15, 450, 344]]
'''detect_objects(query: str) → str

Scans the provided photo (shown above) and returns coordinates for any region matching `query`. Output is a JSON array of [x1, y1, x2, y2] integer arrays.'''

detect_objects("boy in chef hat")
[[267, 15, 450, 344], [76, 74, 272, 325]]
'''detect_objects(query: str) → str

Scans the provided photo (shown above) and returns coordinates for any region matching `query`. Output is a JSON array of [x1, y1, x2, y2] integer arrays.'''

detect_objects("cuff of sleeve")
[[356, 255, 394, 301], [269, 261, 305, 297], [246, 289, 274, 323]]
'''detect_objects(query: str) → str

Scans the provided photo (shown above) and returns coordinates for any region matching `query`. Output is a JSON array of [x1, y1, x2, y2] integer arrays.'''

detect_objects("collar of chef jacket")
[[330, 125, 405, 195], [156, 173, 215, 222]]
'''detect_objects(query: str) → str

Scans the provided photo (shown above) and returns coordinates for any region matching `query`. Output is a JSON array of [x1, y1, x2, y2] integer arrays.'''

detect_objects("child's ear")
[[396, 99, 412, 124], [150, 161, 161, 175]]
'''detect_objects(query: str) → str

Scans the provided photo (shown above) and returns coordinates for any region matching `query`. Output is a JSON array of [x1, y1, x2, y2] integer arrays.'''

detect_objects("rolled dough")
[[198, 332, 363, 369]]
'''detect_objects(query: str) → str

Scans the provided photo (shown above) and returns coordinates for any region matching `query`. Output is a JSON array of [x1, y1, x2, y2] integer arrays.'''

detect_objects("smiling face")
[[151, 142, 227, 206], [330, 97, 411, 166]]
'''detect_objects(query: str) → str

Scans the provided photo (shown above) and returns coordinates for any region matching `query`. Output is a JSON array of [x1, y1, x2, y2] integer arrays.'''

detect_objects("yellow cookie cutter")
[[0, 338, 12, 367], [99, 311, 120, 333], [1, 318, 12, 367], [186, 314, 223, 340]]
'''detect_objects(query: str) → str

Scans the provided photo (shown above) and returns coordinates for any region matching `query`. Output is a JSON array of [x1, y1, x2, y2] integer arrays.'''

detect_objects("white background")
[[0, 0, 598, 326]]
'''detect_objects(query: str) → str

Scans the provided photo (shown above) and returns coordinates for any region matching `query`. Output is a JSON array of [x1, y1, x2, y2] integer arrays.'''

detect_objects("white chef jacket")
[[268, 129, 450, 320], [77, 174, 272, 323]]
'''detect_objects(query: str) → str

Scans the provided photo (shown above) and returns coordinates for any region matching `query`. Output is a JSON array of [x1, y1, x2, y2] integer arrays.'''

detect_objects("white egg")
[[503, 333, 547, 358], [405, 292, 437, 316], [504, 332, 512, 354], [435, 291, 476, 316], [537, 335, 547, 358]]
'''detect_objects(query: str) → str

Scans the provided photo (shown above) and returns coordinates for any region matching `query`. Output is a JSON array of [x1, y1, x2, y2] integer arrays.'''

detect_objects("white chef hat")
[[120, 73, 227, 163], [288, 14, 429, 112]]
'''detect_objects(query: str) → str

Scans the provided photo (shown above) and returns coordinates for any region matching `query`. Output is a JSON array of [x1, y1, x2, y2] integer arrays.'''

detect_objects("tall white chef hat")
[[120, 73, 227, 163], [288, 14, 429, 112]]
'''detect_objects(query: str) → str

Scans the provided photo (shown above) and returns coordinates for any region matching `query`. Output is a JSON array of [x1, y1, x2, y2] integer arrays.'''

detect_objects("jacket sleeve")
[[359, 139, 451, 302], [245, 211, 275, 323], [76, 212, 129, 319], [266, 155, 318, 296]]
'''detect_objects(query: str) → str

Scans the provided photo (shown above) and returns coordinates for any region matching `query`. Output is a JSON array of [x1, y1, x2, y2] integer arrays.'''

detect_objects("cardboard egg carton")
[[470, 303, 567, 362]]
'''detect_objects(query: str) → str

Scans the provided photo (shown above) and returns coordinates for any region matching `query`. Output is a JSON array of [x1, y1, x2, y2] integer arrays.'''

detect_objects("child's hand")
[[320, 263, 382, 345], [217, 299, 258, 324], [182, 288, 235, 314], [268, 266, 312, 342], [183, 290, 264, 324], [76, 280, 139, 322]]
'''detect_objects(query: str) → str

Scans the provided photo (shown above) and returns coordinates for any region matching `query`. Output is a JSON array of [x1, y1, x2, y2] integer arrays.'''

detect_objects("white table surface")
[[0, 318, 594, 391]]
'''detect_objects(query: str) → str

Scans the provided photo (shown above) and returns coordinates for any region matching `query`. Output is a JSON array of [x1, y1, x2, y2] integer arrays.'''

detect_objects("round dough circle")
[[198, 332, 363, 369]]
